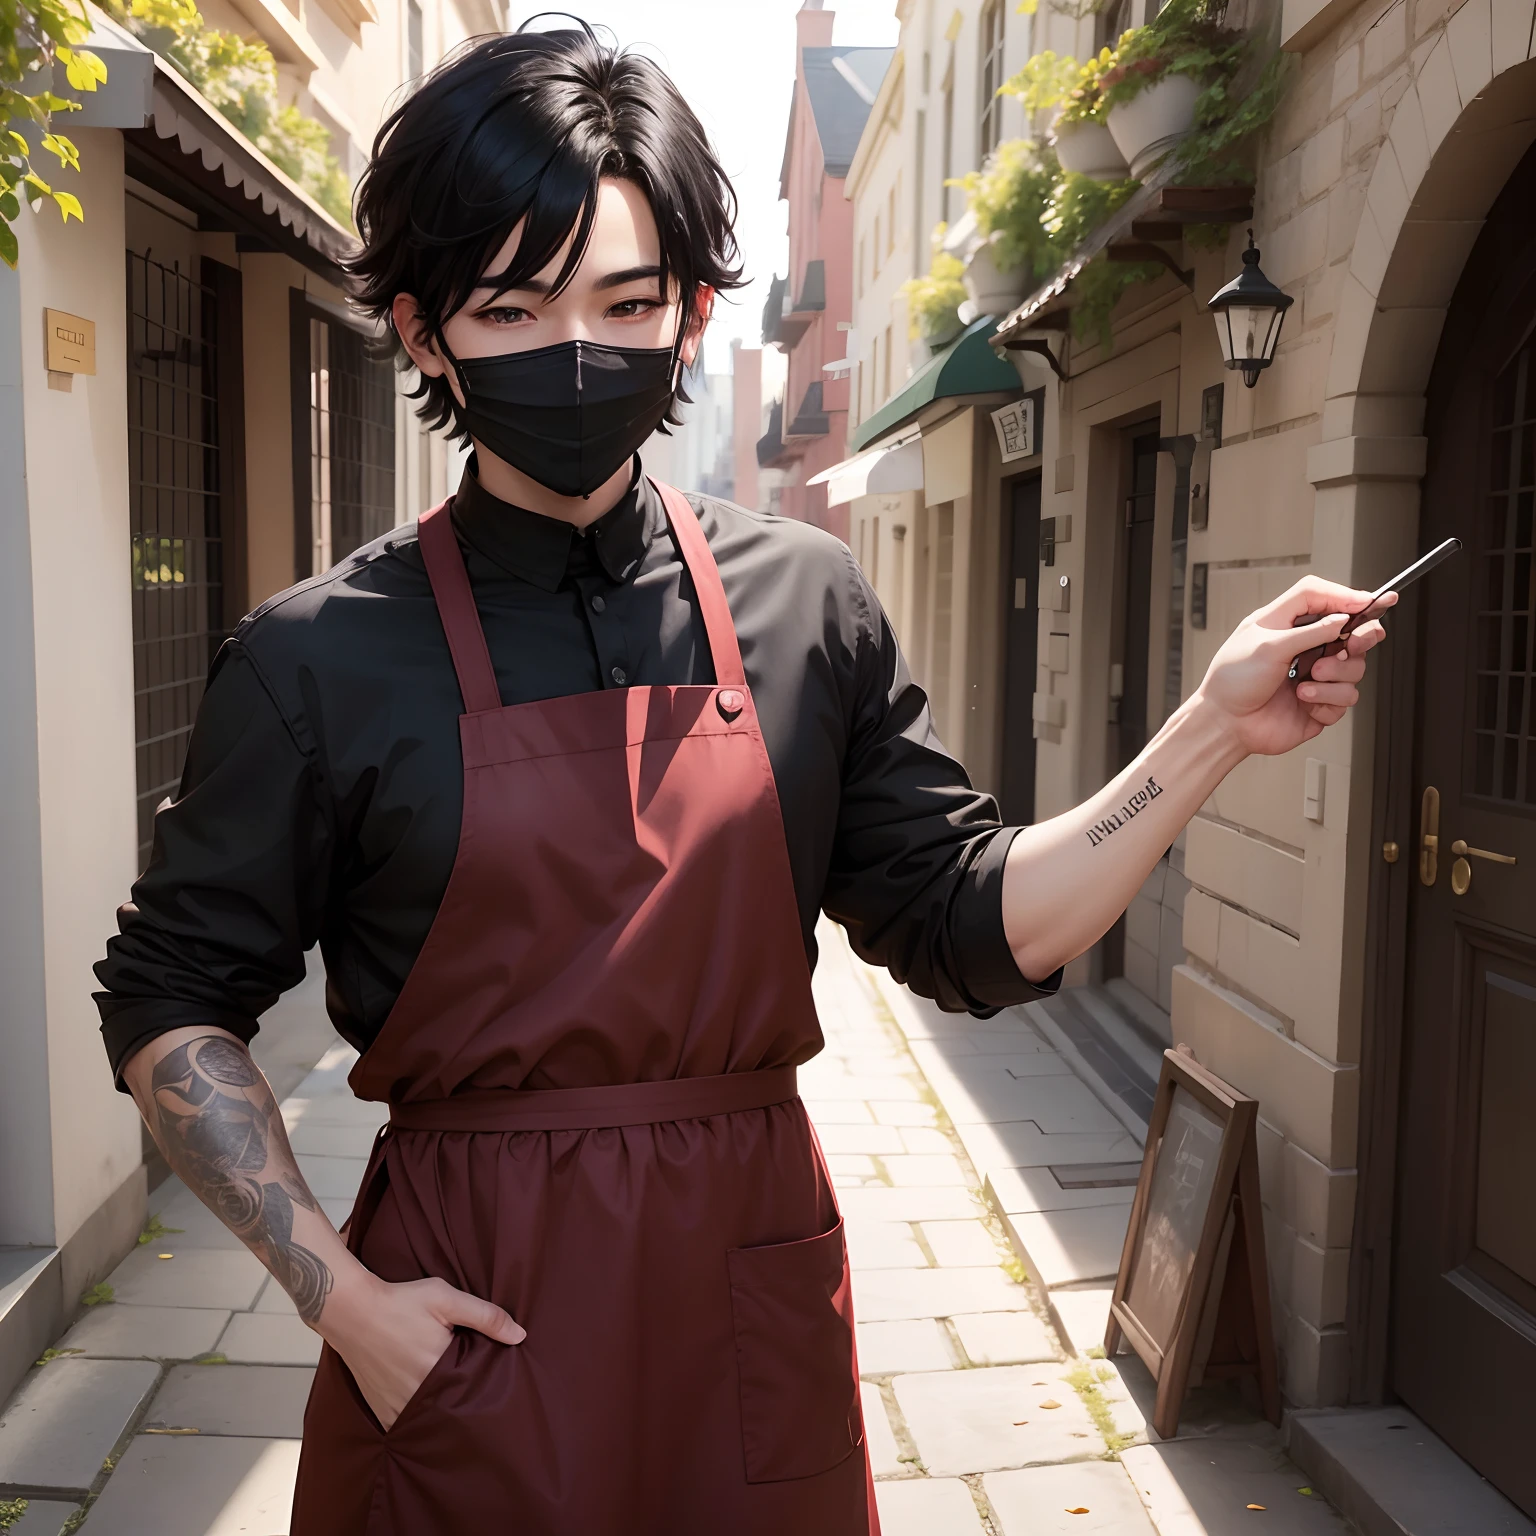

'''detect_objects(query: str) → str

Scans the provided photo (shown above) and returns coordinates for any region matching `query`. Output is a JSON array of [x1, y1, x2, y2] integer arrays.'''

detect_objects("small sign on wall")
[[45, 308, 96, 375], [991, 396, 1036, 462]]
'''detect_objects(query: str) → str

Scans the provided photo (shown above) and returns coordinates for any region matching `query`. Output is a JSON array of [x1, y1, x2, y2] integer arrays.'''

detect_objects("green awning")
[[851, 316, 1022, 452]]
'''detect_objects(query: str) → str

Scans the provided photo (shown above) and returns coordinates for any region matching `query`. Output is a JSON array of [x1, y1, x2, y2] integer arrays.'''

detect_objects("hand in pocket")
[[319, 1274, 526, 1430]]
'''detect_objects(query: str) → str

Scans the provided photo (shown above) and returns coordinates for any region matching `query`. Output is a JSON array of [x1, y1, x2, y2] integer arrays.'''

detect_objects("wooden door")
[[1392, 210, 1536, 1519], [1000, 475, 1041, 824]]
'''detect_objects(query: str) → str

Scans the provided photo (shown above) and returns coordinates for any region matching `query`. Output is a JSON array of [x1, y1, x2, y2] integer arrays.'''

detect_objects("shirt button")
[[611, 665, 627, 686], [591, 593, 606, 614]]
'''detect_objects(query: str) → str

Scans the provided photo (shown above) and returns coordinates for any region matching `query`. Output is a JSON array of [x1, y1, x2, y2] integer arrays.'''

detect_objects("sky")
[[533, 2, 903, 373]]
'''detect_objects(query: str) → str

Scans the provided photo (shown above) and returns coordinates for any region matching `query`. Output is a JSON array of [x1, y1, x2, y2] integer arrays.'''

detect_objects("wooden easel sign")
[[1104, 1045, 1280, 1438]]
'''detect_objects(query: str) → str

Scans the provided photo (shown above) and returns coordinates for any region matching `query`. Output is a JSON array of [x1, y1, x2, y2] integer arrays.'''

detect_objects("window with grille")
[[126, 252, 226, 867], [1474, 335, 1536, 803], [979, 2, 1006, 157], [292, 297, 397, 577]]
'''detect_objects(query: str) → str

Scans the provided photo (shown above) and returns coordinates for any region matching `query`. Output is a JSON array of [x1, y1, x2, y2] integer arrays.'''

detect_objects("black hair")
[[347, 16, 745, 437]]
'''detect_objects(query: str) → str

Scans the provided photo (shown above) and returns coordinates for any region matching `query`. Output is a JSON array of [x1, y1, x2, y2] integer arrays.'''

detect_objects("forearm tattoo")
[[1085, 774, 1164, 848], [146, 1036, 333, 1324]]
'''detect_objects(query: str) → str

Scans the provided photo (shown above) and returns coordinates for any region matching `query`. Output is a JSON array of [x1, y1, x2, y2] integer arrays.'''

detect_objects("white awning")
[[806, 438, 924, 507]]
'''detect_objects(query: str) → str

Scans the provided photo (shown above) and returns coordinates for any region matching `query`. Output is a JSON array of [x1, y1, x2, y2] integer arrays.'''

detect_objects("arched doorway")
[[1388, 133, 1536, 1518]]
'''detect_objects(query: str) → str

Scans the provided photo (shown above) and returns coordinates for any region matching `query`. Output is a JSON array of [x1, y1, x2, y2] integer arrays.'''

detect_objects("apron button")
[[717, 689, 744, 721]]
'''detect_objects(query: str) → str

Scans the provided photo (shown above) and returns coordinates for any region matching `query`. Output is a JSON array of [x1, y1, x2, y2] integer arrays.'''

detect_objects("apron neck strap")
[[418, 499, 503, 714], [647, 479, 746, 690]]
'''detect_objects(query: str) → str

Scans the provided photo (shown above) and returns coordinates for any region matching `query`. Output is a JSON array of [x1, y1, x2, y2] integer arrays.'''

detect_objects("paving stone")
[[800, 1099, 876, 1124], [1121, 1433, 1354, 1535], [802, 1075, 926, 1102], [253, 1277, 298, 1315], [286, 1119, 383, 1158], [952, 1310, 1058, 1366], [1047, 1288, 1115, 1357], [1002, 1207, 1130, 1286], [893, 1365, 1105, 1477], [921, 1219, 1004, 1268], [854, 1266, 1029, 1322], [83, 1434, 302, 1535], [813, 1122, 907, 1155], [837, 1186, 980, 1224], [142, 1183, 249, 1251], [105, 1247, 267, 1310], [899, 1126, 954, 1155], [281, 1092, 389, 1130], [860, 1380, 903, 1476], [217, 1313, 322, 1366], [870, 1101, 939, 1127], [987, 1165, 1140, 1214], [856, 1319, 955, 1375], [827, 1153, 880, 1179], [986, 1459, 1157, 1534], [293, 1154, 369, 1199], [0, 1358, 160, 1495], [957, 1121, 1142, 1170], [844, 1222, 928, 1270], [875, 1475, 987, 1534], [882, 1154, 972, 1187], [58, 1304, 231, 1361], [146, 1364, 314, 1438], [5, 1498, 81, 1533]]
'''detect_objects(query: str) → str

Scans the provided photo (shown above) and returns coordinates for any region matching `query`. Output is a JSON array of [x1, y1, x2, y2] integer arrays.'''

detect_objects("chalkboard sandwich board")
[[1104, 1045, 1279, 1438]]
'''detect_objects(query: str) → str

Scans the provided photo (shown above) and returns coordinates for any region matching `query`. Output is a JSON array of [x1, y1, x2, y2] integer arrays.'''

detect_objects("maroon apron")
[[290, 481, 877, 1535]]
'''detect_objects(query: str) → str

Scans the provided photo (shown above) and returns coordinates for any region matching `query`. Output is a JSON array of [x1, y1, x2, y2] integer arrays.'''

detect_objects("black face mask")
[[440, 337, 678, 499]]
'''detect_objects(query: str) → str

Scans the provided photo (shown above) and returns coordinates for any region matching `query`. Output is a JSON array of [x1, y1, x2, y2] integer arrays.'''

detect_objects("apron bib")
[[289, 481, 877, 1535]]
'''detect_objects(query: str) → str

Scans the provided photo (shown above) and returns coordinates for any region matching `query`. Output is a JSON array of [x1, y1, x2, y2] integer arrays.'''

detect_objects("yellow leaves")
[[1038, 1398, 1062, 1409], [1247, 1504, 1267, 1511], [1016, 0, 1039, 11], [22, 168, 51, 197], [53, 190, 83, 222], [42, 131, 79, 170], [57, 45, 108, 91], [1066, 1508, 1091, 1516]]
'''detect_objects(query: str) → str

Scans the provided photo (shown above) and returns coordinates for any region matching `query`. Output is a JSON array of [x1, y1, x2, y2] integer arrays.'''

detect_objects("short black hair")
[[347, 17, 745, 436]]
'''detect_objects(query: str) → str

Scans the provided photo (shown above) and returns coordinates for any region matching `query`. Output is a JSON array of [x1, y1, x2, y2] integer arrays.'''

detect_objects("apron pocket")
[[382, 1328, 467, 1441], [727, 1217, 861, 1483]]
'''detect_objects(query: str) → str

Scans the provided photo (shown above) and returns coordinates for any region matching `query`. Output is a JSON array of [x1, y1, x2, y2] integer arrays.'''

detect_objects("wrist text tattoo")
[[1085, 775, 1163, 848], [148, 1036, 333, 1324]]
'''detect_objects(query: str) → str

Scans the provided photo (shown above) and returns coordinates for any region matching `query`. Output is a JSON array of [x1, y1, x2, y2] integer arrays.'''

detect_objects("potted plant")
[[901, 237, 967, 351], [1003, 50, 1128, 182], [1100, 0, 1247, 179], [948, 139, 1060, 318]]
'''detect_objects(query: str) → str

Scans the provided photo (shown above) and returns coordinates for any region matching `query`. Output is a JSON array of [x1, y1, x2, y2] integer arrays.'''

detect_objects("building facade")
[[0, 0, 492, 1404], [757, 1, 892, 540]]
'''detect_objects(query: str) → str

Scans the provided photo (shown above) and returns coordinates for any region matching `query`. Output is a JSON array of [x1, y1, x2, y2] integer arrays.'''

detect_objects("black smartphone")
[[1288, 537, 1463, 682]]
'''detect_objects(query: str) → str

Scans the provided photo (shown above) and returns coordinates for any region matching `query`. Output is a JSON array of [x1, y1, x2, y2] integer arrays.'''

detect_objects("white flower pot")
[[1051, 117, 1130, 181], [962, 234, 1027, 320], [1105, 72, 1201, 180]]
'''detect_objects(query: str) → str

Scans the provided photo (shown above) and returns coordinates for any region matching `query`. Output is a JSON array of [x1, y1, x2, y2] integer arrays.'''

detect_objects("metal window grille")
[[304, 315, 396, 575], [126, 251, 224, 868], [1475, 337, 1536, 803], [979, 2, 1006, 157]]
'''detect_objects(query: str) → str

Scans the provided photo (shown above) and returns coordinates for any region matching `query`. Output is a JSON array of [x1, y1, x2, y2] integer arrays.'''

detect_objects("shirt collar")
[[449, 457, 650, 592]]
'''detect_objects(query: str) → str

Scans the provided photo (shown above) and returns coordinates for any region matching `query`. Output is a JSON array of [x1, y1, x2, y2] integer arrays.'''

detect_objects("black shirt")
[[95, 467, 1057, 1084]]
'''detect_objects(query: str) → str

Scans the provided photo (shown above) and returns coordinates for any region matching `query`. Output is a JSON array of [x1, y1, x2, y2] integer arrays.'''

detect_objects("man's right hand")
[[319, 1272, 526, 1430]]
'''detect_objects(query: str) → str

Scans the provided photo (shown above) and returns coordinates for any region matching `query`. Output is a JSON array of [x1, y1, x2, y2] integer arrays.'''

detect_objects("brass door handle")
[[1450, 839, 1516, 865], [1449, 838, 1517, 896]]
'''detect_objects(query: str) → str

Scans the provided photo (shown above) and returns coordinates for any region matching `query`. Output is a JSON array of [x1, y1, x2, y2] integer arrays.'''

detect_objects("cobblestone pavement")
[[0, 925, 1349, 1533]]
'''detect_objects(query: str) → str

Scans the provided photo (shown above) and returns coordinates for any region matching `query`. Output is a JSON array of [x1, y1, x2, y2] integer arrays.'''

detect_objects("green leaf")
[[0, 191, 18, 220], [0, 224, 18, 271], [23, 170, 53, 197], [7, 131, 29, 157], [53, 189, 82, 222]]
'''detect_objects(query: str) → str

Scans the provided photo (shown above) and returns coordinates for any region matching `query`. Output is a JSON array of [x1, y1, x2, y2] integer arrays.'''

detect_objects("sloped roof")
[[802, 46, 894, 177]]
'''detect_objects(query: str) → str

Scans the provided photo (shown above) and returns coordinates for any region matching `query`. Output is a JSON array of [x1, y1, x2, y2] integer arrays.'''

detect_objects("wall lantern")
[[1207, 231, 1293, 388]]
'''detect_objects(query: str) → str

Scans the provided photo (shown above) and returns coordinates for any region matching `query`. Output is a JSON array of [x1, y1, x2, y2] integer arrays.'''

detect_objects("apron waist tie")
[[382, 1066, 800, 1133]]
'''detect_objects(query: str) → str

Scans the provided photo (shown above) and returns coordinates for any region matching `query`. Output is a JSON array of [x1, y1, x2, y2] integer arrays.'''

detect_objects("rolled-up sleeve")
[[95, 639, 332, 1086], [822, 560, 1061, 1015]]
